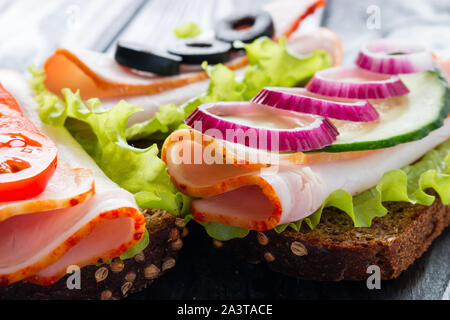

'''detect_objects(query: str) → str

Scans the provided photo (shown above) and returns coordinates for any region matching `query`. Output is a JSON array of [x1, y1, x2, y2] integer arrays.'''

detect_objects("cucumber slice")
[[321, 70, 450, 152]]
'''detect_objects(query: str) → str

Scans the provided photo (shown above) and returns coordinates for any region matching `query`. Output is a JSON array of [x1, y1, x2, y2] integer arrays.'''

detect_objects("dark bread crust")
[[216, 198, 450, 281], [0, 209, 187, 300]]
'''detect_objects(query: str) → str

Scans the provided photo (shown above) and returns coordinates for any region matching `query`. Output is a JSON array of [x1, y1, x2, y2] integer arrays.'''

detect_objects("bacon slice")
[[0, 70, 145, 286], [162, 120, 450, 231], [43, 48, 249, 100], [0, 161, 94, 223]]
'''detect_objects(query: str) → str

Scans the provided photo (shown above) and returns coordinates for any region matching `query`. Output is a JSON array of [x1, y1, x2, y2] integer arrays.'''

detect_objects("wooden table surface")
[[0, 0, 449, 300]]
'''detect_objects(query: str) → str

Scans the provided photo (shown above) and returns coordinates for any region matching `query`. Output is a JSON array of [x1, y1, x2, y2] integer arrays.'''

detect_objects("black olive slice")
[[115, 41, 181, 76], [214, 11, 274, 44], [167, 39, 231, 65]]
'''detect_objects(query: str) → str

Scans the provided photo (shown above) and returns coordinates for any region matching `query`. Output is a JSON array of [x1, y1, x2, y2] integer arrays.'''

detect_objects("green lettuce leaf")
[[119, 228, 149, 260], [125, 37, 332, 141], [29, 67, 191, 258], [44, 88, 187, 214], [125, 103, 186, 141], [205, 140, 450, 240], [183, 213, 250, 241], [174, 22, 202, 38], [201, 222, 249, 241], [241, 37, 332, 98]]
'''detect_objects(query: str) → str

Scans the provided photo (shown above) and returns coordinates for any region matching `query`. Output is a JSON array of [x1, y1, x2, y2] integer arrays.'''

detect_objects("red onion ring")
[[306, 66, 410, 99], [356, 38, 435, 74], [252, 87, 379, 122], [185, 102, 338, 152]]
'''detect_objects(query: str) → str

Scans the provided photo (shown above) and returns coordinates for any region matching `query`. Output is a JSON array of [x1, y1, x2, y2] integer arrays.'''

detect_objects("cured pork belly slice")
[[43, 48, 248, 100], [0, 81, 94, 222], [0, 191, 141, 286], [162, 119, 450, 231], [0, 70, 145, 285], [0, 161, 94, 223]]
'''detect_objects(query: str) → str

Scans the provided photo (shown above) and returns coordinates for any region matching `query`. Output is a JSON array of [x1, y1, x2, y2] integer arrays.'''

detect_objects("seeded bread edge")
[[0, 209, 188, 300], [213, 199, 450, 281]]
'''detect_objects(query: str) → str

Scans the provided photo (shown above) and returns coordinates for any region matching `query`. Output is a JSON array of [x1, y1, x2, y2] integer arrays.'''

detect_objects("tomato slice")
[[0, 129, 57, 202], [0, 84, 58, 202]]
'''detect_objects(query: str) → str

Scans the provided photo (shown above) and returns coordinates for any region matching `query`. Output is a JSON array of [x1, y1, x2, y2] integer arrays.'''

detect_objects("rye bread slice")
[[0, 209, 188, 300], [214, 197, 450, 281]]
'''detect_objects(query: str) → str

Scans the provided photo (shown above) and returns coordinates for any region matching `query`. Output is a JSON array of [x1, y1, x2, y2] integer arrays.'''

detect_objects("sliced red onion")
[[252, 87, 379, 122], [185, 102, 338, 152], [306, 66, 409, 99], [356, 38, 435, 74]]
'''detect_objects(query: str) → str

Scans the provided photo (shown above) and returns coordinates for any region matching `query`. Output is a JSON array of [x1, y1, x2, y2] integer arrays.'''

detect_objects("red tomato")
[[0, 85, 58, 202], [0, 130, 57, 202]]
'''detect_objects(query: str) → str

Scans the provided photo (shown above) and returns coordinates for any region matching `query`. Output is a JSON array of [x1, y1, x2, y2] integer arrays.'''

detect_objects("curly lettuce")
[[124, 103, 187, 141], [125, 37, 331, 141], [30, 67, 194, 258], [29, 67, 189, 216]]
